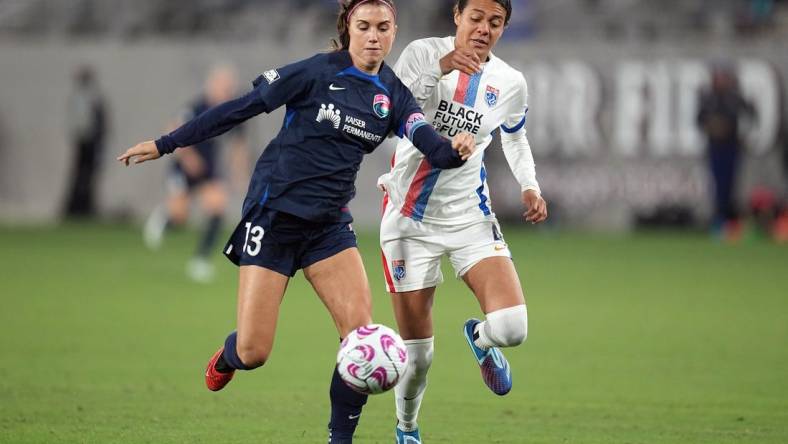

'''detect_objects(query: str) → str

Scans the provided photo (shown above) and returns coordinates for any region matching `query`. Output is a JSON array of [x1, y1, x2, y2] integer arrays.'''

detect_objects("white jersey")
[[378, 36, 540, 226]]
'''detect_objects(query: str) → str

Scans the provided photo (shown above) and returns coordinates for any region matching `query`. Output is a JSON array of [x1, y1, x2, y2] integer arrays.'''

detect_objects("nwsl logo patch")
[[263, 69, 280, 84], [391, 260, 406, 281], [485, 85, 499, 107], [373, 94, 390, 119]]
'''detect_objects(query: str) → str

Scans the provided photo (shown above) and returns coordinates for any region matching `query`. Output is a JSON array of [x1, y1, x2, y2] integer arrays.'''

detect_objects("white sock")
[[474, 305, 528, 350], [395, 337, 434, 431]]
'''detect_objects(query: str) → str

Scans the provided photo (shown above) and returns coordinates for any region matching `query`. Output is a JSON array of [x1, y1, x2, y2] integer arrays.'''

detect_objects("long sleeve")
[[155, 89, 268, 155], [408, 115, 464, 169], [501, 75, 540, 193], [390, 74, 464, 170], [392, 40, 444, 107], [501, 124, 540, 194], [156, 54, 319, 155]]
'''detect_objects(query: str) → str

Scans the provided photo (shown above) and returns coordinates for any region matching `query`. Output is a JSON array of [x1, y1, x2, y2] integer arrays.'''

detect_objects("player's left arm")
[[391, 82, 475, 169], [501, 75, 547, 224]]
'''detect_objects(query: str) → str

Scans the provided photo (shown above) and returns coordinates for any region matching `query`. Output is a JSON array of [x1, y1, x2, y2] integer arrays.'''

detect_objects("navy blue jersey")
[[156, 50, 463, 222], [171, 97, 246, 181], [185, 99, 218, 165]]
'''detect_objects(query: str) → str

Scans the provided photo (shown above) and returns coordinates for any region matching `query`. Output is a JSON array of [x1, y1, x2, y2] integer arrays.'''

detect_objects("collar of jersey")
[[336, 66, 390, 95]]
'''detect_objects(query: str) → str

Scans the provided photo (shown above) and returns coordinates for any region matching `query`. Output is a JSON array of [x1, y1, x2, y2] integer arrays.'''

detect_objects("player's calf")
[[395, 338, 434, 432], [204, 331, 263, 392]]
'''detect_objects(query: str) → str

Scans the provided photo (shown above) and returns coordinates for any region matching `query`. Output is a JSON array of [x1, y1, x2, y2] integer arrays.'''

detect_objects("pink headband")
[[346, 0, 397, 25]]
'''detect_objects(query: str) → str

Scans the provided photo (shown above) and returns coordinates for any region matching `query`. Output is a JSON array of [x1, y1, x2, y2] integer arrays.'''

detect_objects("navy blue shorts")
[[223, 204, 357, 277]]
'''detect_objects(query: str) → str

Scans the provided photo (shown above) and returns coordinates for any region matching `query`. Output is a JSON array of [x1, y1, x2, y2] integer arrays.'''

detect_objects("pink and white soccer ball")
[[336, 324, 409, 395]]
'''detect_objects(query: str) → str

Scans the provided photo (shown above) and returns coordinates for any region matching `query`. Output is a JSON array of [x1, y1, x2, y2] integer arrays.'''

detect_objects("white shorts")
[[379, 199, 512, 293]]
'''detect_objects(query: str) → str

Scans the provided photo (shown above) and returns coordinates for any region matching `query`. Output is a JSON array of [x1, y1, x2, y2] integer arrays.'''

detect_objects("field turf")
[[0, 223, 786, 443]]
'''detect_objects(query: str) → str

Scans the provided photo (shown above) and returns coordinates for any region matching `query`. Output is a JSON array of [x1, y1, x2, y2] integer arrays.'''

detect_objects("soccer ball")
[[337, 324, 409, 395]]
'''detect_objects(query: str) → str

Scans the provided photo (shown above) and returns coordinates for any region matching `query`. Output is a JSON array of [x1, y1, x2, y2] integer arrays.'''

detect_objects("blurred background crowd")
[[0, 0, 787, 242], [1, 0, 786, 41]]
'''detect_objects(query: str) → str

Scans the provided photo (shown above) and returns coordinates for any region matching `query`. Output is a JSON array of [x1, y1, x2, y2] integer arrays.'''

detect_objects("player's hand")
[[522, 189, 547, 224], [117, 141, 161, 166], [451, 132, 476, 160], [439, 49, 482, 75]]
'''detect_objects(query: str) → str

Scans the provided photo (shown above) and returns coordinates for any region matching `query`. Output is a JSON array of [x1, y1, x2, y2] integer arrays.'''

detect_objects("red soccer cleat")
[[205, 347, 235, 391]]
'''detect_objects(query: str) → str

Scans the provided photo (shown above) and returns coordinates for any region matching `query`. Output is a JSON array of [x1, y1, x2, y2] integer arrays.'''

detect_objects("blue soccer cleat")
[[463, 319, 512, 395], [395, 425, 422, 444]]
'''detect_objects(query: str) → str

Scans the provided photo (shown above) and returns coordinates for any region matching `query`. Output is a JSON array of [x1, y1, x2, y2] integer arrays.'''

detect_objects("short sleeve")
[[251, 54, 322, 111]]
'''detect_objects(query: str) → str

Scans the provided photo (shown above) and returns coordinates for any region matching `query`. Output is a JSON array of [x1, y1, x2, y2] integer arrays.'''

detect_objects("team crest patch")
[[485, 85, 499, 107], [263, 69, 280, 84], [391, 260, 406, 281], [373, 94, 391, 119]]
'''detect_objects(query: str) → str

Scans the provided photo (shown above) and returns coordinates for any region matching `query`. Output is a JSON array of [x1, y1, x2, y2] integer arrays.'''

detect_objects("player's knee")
[[486, 305, 528, 347], [405, 338, 434, 377], [236, 343, 270, 369]]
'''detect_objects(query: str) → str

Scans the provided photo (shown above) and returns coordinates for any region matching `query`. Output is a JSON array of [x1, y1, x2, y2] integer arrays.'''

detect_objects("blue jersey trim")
[[336, 66, 390, 95], [476, 165, 491, 216], [406, 120, 429, 141], [284, 109, 296, 129], [259, 184, 270, 206], [501, 108, 528, 134]]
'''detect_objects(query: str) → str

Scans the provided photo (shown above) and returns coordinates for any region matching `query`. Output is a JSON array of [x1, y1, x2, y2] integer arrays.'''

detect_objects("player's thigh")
[[380, 208, 444, 293], [303, 247, 372, 338], [446, 219, 524, 313], [462, 257, 525, 314], [235, 265, 289, 360], [198, 180, 227, 214], [390, 287, 436, 340]]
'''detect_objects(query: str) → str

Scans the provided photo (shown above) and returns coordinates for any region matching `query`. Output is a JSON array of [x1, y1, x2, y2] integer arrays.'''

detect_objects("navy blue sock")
[[196, 215, 222, 258], [328, 365, 368, 442], [220, 331, 254, 371]]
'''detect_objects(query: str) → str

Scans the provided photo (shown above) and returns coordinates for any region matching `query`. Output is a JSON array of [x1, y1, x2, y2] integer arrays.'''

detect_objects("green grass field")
[[1, 223, 787, 443]]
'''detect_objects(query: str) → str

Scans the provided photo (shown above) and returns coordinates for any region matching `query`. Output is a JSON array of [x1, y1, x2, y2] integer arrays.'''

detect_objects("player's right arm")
[[118, 55, 319, 166], [394, 40, 481, 108], [164, 115, 206, 178]]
